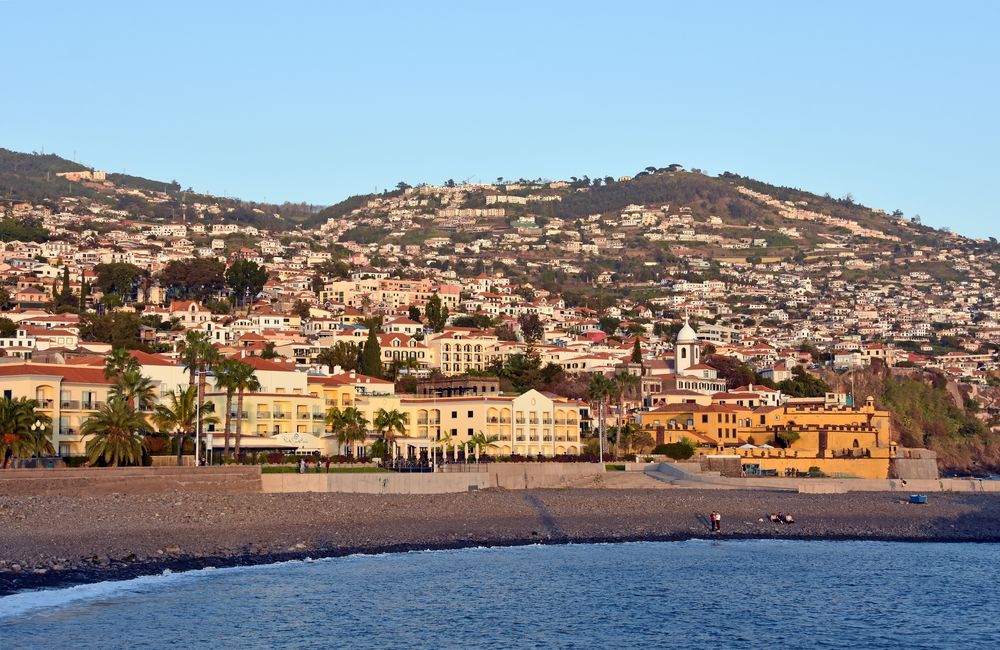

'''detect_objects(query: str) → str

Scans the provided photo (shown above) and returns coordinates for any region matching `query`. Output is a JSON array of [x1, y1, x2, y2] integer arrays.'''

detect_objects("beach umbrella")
[[759, 444, 774, 449], [738, 443, 757, 449]]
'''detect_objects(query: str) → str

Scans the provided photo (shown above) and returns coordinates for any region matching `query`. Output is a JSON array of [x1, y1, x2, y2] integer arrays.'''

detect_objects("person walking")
[[711, 511, 721, 533]]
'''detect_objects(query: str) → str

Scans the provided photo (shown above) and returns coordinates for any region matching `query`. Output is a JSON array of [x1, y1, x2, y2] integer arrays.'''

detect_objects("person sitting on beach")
[[784, 514, 794, 525], [769, 513, 780, 523]]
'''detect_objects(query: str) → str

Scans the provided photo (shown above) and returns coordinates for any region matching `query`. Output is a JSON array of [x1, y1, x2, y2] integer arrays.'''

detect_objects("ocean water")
[[1, 540, 998, 649]]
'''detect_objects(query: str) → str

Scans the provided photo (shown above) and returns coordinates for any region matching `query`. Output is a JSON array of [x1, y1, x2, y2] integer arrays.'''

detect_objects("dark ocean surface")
[[2, 540, 998, 649]]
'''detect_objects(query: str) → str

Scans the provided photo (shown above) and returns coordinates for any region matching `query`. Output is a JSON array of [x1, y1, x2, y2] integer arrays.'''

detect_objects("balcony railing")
[[81, 401, 105, 410], [60, 400, 80, 409], [38, 399, 54, 408], [273, 412, 289, 419], [500, 417, 511, 424], [554, 418, 566, 425], [256, 412, 272, 419]]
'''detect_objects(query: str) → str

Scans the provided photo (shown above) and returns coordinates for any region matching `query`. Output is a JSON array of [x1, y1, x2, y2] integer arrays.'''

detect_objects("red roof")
[[0, 363, 112, 384]]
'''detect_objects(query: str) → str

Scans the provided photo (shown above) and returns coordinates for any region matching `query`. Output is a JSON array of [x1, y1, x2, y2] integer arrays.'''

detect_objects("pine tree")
[[360, 328, 382, 378], [425, 293, 448, 332], [630, 337, 643, 364]]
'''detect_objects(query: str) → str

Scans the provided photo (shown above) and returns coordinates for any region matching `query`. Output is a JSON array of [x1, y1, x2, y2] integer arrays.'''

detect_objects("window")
[[467, 410, 473, 418], [467, 428, 474, 436], [451, 411, 457, 419], [701, 415, 708, 424]]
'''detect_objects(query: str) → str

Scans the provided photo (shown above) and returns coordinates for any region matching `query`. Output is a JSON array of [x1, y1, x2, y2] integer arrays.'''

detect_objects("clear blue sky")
[[2, 1, 998, 237]]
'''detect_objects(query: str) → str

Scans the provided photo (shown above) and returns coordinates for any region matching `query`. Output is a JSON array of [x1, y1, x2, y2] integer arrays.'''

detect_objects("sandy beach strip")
[[2, 489, 999, 595]]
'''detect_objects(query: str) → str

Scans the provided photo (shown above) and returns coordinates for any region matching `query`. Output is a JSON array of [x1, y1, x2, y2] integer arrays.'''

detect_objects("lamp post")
[[31, 419, 43, 460]]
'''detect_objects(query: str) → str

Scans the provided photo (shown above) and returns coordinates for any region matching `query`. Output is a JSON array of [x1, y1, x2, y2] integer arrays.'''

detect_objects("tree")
[[104, 348, 140, 381], [291, 299, 311, 320], [160, 259, 226, 300], [79, 312, 144, 350], [110, 368, 157, 412], [469, 431, 500, 460], [360, 329, 382, 378], [425, 293, 448, 332], [261, 342, 278, 359], [231, 362, 261, 459], [598, 317, 621, 335], [610, 372, 639, 459], [0, 316, 17, 339], [407, 305, 421, 322], [94, 262, 145, 303], [325, 406, 369, 456], [630, 338, 643, 364], [226, 259, 269, 308], [81, 397, 147, 467], [153, 386, 218, 466], [317, 342, 359, 372], [777, 367, 831, 398], [518, 313, 544, 343], [373, 408, 409, 458], [0, 397, 51, 468], [213, 359, 241, 460]]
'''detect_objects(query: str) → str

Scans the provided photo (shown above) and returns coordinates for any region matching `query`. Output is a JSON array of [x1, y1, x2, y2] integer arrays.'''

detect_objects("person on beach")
[[769, 513, 780, 523], [711, 511, 721, 532], [784, 514, 794, 525]]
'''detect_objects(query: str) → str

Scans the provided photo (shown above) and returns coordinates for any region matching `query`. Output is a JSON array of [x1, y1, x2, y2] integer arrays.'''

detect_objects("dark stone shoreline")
[[3, 488, 999, 597]]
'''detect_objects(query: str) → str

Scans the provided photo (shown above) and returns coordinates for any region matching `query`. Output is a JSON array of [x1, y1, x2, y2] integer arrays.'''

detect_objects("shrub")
[[659, 442, 695, 461]]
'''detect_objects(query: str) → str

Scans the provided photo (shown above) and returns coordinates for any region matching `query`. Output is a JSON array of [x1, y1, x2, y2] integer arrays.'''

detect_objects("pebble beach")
[[2, 489, 999, 595]]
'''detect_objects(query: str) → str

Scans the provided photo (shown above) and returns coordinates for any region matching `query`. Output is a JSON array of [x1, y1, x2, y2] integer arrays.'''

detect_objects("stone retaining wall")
[[487, 462, 604, 489], [262, 472, 488, 494], [0, 467, 262, 496]]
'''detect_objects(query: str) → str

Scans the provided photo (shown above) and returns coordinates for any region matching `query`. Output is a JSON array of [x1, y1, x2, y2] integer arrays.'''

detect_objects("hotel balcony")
[[256, 412, 272, 419], [38, 399, 54, 409], [273, 412, 289, 419], [60, 400, 80, 410]]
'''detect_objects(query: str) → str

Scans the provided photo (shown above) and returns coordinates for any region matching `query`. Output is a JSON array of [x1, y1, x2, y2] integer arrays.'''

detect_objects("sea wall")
[[0, 466, 262, 496], [487, 462, 604, 489], [261, 472, 488, 494]]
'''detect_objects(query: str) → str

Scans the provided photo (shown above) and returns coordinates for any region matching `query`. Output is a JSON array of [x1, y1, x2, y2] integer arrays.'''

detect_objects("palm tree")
[[325, 406, 369, 457], [588, 374, 613, 459], [104, 348, 140, 381], [469, 430, 500, 461], [180, 331, 220, 424], [230, 361, 261, 459], [110, 367, 157, 411], [0, 397, 50, 468], [213, 358, 241, 460], [611, 372, 640, 459], [81, 397, 148, 467], [374, 408, 409, 458], [153, 386, 218, 466]]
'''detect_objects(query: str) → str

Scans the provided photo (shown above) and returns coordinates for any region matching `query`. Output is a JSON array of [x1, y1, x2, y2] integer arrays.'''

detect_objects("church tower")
[[675, 317, 700, 375]]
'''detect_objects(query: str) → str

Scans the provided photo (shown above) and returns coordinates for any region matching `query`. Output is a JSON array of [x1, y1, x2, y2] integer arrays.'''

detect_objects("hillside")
[[0, 148, 318, 230]]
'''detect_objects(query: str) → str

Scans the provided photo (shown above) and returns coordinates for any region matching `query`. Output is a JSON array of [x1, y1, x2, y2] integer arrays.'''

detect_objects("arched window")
[[681, 348, 687, 359], [853, 439, 860, 448]]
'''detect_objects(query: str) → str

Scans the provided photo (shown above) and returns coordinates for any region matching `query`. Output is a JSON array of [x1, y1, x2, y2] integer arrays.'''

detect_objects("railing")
[[81, 401, 105, 410], [516, 418, 525, 425], [500, 418, 511, 424], [257, 412, 272, 419], [567, 419, 578, 425], [554, 418, 566, 425], [60, 400, 80, 409], [38, 399, 54, 408], [273, 412, 289, 419], [313, 413, 326, 419]]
